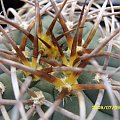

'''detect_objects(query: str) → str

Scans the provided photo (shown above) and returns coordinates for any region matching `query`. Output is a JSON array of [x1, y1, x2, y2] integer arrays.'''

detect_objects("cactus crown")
[[0, 0, 120, 120]]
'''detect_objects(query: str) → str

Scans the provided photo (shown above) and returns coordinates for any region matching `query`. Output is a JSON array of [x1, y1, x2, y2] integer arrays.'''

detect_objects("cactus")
[[0, 0, 120, 120]]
